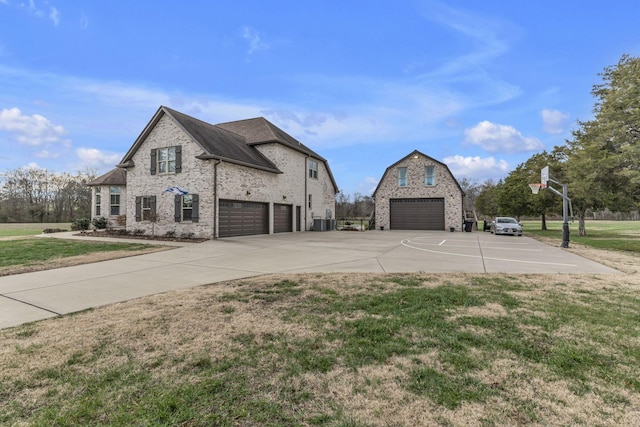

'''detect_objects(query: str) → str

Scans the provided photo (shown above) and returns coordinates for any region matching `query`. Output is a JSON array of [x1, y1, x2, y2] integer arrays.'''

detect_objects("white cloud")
[[76, 148, 122, 169], [75, 147, 122, 170], [49, 6, 60, 26], [241, 26, 270, 55], [444, 154, 510, 179], [541, 109, 570, 134], [464, 121, 543, 153], [35, 150, 60, 158], [0, 107, 67, 146]]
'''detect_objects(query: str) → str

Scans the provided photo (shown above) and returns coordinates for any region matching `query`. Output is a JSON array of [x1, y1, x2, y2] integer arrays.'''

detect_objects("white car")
[[490, 217, 523, 236]]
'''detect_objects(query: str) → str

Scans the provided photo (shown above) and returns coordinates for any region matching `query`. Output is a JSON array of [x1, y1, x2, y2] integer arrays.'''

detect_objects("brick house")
[[88, 106, 338, 238], [372, 150, 463, 231]]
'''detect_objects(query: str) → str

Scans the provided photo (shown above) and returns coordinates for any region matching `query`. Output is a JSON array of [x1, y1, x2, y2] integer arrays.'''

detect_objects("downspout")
[[305, 154, 309, 231], [213, 159, 221, 239]]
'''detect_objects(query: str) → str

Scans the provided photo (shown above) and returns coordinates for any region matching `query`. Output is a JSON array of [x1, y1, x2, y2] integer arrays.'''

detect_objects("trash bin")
[[464, 221, 473, 232]]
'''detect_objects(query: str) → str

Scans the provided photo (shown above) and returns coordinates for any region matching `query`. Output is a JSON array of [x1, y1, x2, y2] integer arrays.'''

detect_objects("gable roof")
[[216, 117, 327, 161], [216, 117, 337, 192], [118, 106, 280, 173], [118, 106, 338, 192], [372, 149, 463, 197], [87, 167, 126, 187]]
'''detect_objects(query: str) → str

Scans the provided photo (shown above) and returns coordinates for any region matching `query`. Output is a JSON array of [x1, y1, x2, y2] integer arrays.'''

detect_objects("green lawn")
[[0, 223, 71, 237], [0, 239, 157, 268], [523, 220, 640, 253]]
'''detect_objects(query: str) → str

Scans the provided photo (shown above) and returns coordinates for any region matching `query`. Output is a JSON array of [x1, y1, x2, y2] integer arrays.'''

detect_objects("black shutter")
[[175, 146, 182, 173], [150, 196, 157, 218], [135, 196, 142, 221], [174, 195, 181, 222], [192, 194, 199, 222], [150, 149, 157, 175]]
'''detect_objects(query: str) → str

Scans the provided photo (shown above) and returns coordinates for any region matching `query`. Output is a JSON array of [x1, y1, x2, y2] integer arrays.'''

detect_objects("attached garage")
[[273, 204, 293, 233], [219, 200, 268, 237], [390, 198, 445, 230]]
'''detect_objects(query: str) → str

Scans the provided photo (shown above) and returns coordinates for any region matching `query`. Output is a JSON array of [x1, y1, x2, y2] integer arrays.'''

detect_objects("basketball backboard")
[[541, 166, 549, 185]]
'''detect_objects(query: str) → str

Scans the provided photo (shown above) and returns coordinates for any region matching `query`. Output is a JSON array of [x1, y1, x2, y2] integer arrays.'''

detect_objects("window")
[[158, 147, 176, 174], [308, 159, 318, 179], [398, 167, 407, 187], [174, 194, 199, 222], [135, 196, 156, 221], [308, 194, 313, 209], [110, 186, 121, 215], [95, 187, 101, 216], [151, 146, 182, 175], [425, 165, 436, 186], [182, 195, 193, 221], [142, 196, 153, 220]]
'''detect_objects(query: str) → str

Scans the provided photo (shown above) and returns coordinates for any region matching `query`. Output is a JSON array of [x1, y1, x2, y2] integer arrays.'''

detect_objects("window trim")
[[174, 194, 199, 223], [109, 186, 121, 216], [398, 167, 407, 187], [425, 165, 436, 186], [95, 187, 101, 216], [308, 159, 318, 179]]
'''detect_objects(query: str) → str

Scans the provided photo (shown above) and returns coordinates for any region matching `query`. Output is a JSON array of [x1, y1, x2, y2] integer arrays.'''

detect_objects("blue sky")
[[1, 1, 638, 196]]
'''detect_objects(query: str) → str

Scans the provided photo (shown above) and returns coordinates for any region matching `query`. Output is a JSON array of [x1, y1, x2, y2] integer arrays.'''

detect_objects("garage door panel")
[[390, 198, 444, 230], [274, 204, 292, 233], [219, 200, 268, 237]]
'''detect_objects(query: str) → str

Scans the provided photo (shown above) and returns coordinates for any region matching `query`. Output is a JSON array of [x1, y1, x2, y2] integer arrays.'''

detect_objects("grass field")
[[523, 220, 640, 253], [0, 223, 168, 276], [0, 222, 72, 237], [1, 221, 640, 425]]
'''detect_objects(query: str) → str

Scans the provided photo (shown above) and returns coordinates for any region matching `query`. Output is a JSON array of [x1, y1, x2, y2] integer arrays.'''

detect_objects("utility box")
[[313, 218, 326, 231]]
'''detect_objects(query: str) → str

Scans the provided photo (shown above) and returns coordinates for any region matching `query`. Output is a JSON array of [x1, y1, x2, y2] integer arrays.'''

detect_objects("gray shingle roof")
[[164, 108, 280, 173], [87, 167, 126, 186], [216, 117, 327, 161], [118, 106, 338, 192]]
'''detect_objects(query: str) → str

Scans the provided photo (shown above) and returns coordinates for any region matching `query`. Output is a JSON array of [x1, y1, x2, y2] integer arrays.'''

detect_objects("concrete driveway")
[[0, 230, 619, 329]]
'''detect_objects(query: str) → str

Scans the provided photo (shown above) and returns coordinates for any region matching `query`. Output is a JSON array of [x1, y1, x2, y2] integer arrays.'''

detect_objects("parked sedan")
[[490, 217, 523, 236]]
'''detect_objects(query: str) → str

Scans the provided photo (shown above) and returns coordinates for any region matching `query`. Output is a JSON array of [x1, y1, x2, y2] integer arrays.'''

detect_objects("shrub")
[[131, 229, 145, 236], [91, 216, 108, 230], [71, 218, 91, 231], [116, 215, 126, 226], [42, 228, 67, 234], [180, 232, 195, 239], [165, 230, 176, 238]]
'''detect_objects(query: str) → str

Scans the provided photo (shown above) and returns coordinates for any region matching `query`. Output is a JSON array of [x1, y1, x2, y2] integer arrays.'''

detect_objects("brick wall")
[[374, 153, 463, 231]]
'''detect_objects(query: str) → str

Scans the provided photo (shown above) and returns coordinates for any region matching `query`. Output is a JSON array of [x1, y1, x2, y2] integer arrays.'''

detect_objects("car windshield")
[[498, 218, 518, 224]]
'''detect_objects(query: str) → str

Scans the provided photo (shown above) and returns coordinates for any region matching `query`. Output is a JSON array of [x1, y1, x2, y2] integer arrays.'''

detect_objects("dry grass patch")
[[2, 268, 640, 425]]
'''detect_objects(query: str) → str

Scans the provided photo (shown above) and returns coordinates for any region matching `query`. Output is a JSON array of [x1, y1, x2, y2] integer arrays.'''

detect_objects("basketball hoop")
[[529, 183, 545, 194]]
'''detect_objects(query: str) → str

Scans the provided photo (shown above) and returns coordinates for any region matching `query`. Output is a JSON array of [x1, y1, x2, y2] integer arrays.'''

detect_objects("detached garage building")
[[372, 150, 463, 231]]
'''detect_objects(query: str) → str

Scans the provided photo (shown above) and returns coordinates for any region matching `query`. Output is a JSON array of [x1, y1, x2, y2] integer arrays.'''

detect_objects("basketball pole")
[[544, 178, 571, 248]]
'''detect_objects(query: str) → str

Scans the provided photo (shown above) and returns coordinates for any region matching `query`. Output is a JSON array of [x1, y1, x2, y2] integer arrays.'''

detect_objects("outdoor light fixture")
[[282, 195, 287, 200], [246, 190, 251, 196]]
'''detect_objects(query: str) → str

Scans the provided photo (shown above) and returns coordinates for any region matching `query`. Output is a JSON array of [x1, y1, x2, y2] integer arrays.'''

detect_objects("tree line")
[[474, 54, 640, 235], [0, 167, 96, 223]]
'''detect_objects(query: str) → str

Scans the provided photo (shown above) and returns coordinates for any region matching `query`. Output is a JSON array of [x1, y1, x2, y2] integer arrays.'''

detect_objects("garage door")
[[219, 200, 268, 237], [390, 198, 445, 230], [274, 204, 292, 233]]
